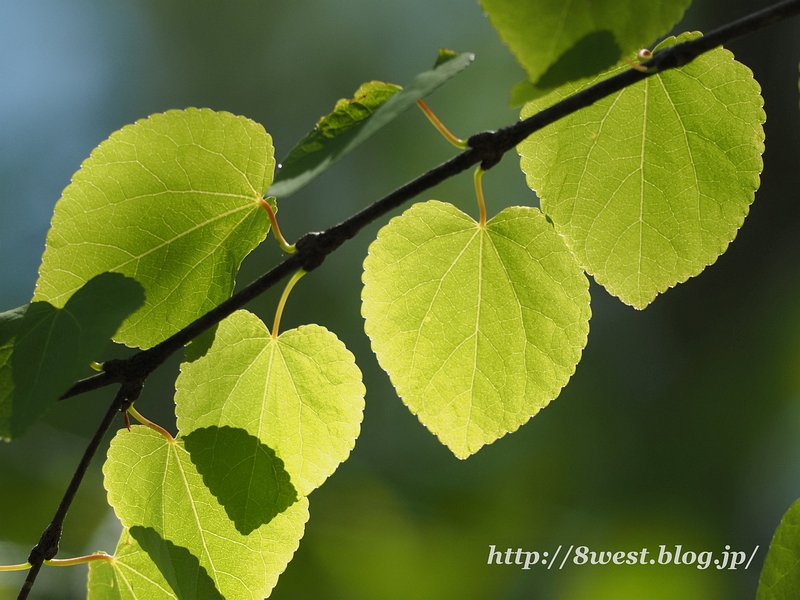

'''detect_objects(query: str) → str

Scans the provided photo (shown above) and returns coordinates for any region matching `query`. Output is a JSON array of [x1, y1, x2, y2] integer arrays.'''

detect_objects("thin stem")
[[260, 198, 296, 253], [272, 269, 306, 339], [21, 4, 800, 598], [18, 384, 134, 599], [623, 58, 652, 73], [417, 100, 468, 149], [45, 553, 114, 567], [59, 0, 800, 404], [474, 167, 487, 227], [128, 405, 174, 442], [0, 563, 30, 572]]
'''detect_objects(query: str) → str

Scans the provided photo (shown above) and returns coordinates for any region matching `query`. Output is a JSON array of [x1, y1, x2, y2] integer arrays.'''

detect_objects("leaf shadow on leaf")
[[183, 426, 298, 535], [130, 525, 223, 600], [0, 273, 144, 440], [511, 30, 621, 106], [183, 324, 218, 363], [537, 29, 621, 89]]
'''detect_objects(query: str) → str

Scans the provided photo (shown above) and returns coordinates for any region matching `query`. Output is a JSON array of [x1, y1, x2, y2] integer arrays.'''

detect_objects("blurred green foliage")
[[1, 0, 799, 598]]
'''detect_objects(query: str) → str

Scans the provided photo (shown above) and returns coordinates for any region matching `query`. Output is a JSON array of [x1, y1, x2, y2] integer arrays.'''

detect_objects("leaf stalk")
[[474, 167, 487, 227], [272, 269, 307, 339], [417, 99, 468, 149], [260, 198, 296, 253], [128, 405, 174, 442]]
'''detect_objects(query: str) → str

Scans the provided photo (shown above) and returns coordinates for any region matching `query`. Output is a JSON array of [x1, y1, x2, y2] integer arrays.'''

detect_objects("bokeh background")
[[1, 0, 800, 598]]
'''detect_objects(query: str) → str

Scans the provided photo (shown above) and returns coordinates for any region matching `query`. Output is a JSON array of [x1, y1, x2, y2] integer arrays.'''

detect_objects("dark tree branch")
[[18, 383, 141, 599], [22, 0, 800, 596], [60, 0, 800, 402]]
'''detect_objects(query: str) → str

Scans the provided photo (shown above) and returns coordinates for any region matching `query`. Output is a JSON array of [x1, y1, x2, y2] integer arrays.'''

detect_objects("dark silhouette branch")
[[18, 383, 141, 599], [21, 0, 800, 596], [60, 0, 800, 402]]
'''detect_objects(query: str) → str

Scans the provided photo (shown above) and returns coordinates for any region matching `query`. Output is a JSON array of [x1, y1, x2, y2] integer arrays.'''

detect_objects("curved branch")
[[24, 2, 800, 597], [18, 383, 140, 599], [59, 0, 800, 401]]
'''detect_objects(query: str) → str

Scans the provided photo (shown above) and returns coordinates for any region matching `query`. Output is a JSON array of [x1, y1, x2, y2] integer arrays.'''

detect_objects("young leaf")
[[757, 499, 800, 599], [33, 108, 274, 349], [362, 201, 591, 459], [175, 310, 365, 497], [0, 273, 144, 440], [479, 0, 690, 101], [102, 426, 309, 599], [268, 51, 474, 197], [518, 33, 765, 309]]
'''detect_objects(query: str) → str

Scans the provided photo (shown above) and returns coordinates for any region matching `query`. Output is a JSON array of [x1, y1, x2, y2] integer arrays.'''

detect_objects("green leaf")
[[33, 108, 274, 349], [0, 273, 144, 440], [88, 529, 171, 600], [176, 310, 365, 496], [480, 0, 690, 96], [434, 48, 460, 68], [268, 51, 474, 197], [361, 201, 591, 459], [518, 33, 766, 308], [757, 499, 800, 600], [102, 426, 309, 599], [88, 527, 222, 600], [182, 426, 298, 535]]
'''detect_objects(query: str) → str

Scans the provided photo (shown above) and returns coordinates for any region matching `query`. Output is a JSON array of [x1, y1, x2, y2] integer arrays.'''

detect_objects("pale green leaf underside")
[[480, 0, 690, 92], [34, 108, 274, 349], [519, 33, 765, 308], [176, 310, 365, 497], [268, 52, 474, 197], [756, 499, 800, 600], [362, 201, 590, 459], [102, 427, 309, 599], [0, 273, 143, 440]]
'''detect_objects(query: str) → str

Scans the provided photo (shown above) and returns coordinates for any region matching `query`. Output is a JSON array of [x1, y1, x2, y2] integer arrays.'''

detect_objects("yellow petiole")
[[417, 99, 468, 149]]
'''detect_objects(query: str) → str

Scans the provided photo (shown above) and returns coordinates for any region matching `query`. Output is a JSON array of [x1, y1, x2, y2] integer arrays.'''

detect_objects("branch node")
[[117, 381, 144, 414], [467, 130, 503, 171], [295, 231, 327, 272], [27, 523, 62, 564]]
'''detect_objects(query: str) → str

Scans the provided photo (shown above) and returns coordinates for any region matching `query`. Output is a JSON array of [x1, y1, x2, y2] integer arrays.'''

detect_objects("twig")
[[23, 1, 800, 596], [59, 0, 800, 403], [18, 383, 140, 599]]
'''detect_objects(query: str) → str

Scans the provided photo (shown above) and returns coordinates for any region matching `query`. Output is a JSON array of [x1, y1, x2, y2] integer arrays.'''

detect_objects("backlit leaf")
[[479, 0, 690, 98], [362, 201, 590, 458], [518, 33, 765, 308], [269, 51, 473, 197], [0, 273, 143, 440], [34, 108, 274, 349], [102, 426, 309, 599], [88, 527, 221, 600], [176, 310, 365, 497], [757, 499, 800, 600]]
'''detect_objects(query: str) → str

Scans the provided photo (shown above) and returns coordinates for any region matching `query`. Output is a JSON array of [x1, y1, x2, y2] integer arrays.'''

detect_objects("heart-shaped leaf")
[[176, 310, 365, 496], [479, 0, 690, 102], [518, 33, 766, 308], [362, 201, 590, 458], [34, 108, 274, 349], [100, 426, 309, 599]]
